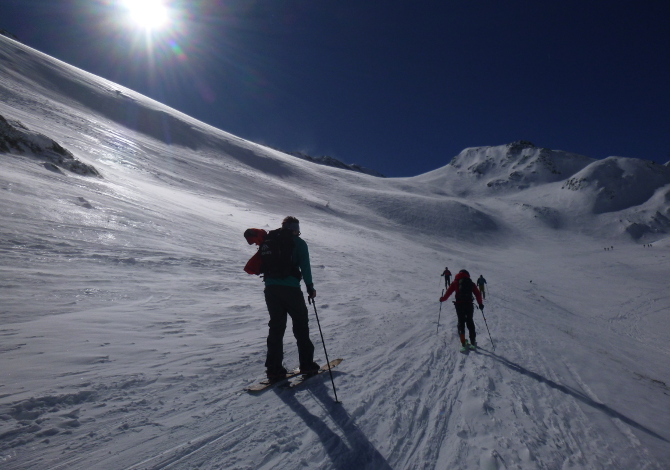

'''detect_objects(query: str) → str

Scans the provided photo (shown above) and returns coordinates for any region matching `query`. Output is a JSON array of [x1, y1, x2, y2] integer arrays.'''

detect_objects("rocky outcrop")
[[0, 114, 100, 176]]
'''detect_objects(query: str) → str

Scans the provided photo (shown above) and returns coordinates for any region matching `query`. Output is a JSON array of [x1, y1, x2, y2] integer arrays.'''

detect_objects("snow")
[[1, 34, 669, 469]]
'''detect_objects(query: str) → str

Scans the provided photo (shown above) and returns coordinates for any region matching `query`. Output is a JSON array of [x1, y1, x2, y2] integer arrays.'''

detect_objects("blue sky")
[[1, 0, 669, 176]]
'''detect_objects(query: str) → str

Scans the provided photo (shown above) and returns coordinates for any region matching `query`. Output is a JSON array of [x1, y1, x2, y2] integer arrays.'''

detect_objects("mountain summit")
[[410, 141, 670, 240], [415, 141, 595, 194]]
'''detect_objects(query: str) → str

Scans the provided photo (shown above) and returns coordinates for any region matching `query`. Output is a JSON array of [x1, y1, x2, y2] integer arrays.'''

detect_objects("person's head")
[[459, 269, 470, 277], [282, 216, 300, 235]]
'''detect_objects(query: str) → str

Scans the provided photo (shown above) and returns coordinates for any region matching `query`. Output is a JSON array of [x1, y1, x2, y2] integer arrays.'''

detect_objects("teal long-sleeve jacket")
[[263, 235, 313, 290]]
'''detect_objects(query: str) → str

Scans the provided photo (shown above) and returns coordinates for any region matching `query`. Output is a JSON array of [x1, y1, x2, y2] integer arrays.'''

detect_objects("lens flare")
[[169, 40, 187, 61]]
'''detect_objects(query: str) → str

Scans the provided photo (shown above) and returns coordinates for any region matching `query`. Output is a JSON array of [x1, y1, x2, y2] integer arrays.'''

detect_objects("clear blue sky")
[[1, 0, 669, 176]]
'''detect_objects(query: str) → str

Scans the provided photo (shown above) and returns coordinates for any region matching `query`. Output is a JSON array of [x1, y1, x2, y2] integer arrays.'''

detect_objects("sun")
[[123, 0, 170, 30]]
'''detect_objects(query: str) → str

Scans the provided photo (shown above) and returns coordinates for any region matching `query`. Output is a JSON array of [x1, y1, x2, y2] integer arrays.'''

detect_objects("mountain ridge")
[[1, 34, 669, 243]]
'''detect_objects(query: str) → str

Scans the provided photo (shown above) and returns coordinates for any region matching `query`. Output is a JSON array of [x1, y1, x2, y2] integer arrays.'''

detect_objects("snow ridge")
[[562, 156, 670, 213], [289, 151, 385, 177]]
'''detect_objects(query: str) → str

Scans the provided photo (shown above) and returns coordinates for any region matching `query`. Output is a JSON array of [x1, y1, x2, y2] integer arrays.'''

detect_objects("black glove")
[[479, 304, 484, 311], [307, 284, 316, 299]]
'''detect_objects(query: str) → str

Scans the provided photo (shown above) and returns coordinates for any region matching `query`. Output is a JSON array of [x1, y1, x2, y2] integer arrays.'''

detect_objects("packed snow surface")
[[1, 35, 669, 469]]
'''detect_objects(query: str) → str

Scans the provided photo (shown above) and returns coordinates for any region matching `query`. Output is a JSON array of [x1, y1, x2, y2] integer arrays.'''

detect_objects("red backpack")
[[243, 228, 267, 275]]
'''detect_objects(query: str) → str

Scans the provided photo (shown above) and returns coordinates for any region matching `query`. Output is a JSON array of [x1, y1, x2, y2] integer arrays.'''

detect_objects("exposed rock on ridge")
[[0, 114, 100, 176]]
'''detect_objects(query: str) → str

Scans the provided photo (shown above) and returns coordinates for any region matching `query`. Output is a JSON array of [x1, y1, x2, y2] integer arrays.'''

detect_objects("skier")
[[261, 216, 320, 380], [476, 275, 487, 299], [441, 267, 452, 289], [440, 269, 484, 351]]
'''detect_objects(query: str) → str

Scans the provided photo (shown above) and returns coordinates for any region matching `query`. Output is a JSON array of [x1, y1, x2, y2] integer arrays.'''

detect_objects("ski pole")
[[309, 298, 341, 403], [436, 288, 445, 334], [479, 305, 495, 351]]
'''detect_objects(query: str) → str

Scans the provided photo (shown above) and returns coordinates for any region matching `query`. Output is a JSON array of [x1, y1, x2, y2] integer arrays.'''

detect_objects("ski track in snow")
[[1, 35, 669, 469]]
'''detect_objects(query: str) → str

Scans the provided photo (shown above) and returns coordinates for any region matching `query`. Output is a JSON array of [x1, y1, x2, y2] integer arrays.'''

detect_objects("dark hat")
[[282, 221, 300, 232]]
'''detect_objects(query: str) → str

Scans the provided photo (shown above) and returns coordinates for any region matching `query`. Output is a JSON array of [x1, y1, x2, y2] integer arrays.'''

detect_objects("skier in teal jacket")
[[476, 275, 487, 299], [263, 216, 319, 379]]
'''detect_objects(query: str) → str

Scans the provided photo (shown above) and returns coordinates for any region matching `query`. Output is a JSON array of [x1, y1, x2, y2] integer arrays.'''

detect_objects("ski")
[[245, 368, 301, 393], [281, 358, 343, 389]]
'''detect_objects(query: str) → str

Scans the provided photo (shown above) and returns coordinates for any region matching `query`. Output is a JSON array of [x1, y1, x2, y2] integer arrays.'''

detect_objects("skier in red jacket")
[[440, 269, 484, 350]]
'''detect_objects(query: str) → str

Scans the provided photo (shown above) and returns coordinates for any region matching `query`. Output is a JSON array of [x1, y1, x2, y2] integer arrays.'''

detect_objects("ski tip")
[[324, 358, 344, 369], [318, 358, 343, 372]]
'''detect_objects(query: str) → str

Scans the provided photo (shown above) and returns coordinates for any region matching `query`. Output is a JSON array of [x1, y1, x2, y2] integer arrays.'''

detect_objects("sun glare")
[[123, 0, 169, 30]]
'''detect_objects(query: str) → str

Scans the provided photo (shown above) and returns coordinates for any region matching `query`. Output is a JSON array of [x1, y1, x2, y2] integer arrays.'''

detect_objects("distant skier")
[[260, 216, 320, 379], [441, 267, 452, 289], [440, 269, 484, 351], [476, 275, 487, 299]]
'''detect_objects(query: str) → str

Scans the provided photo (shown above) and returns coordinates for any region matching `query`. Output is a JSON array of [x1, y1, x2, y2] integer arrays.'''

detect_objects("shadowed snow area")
[[1, 35, 669, 470]]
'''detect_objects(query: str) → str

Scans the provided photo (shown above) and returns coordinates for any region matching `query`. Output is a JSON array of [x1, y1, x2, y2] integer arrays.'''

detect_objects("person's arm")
[[296, 238, 315, 296], [440, 281, 456, 302], [472, 284, 484, 307]]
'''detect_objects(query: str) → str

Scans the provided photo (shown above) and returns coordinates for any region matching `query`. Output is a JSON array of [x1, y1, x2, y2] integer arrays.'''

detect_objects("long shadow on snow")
[[273, 375, 392, 470], [477, 347, 669, 443]]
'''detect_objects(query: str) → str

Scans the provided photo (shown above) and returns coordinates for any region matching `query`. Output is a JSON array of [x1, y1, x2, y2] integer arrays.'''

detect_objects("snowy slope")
[[1, 35, 669, 470]]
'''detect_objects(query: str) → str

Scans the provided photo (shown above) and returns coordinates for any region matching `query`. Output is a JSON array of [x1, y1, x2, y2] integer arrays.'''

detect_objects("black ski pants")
[[455, 302, 476, 343], [264, 285, 315, 371]]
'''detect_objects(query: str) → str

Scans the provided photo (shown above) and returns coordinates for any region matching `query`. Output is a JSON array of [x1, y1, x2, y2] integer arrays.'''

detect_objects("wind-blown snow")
[[1, 35, 669, 469]]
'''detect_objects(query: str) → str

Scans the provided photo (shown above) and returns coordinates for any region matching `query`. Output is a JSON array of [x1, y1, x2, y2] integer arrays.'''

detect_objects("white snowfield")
[[1, 35, 669, 470]]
